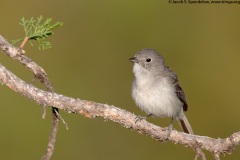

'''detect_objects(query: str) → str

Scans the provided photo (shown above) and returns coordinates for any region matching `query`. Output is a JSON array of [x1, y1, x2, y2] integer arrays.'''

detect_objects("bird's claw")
[[164, 124, 173, 141], [134, 115, 147, 123]]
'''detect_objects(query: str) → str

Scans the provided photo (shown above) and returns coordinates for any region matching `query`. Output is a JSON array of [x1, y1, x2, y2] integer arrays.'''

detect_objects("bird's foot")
[[166, 117, 174, 139], [135, 115, 147, 123], [162, 121, 173, 143], [134, 114, 152, 123], [166, 124, 173, 139], [161, 125, 173, 143]]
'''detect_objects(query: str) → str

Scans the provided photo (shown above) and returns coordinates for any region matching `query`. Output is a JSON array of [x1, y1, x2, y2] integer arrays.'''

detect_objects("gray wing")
[[165, 67, 188, 111], [175, 83, 188, 111]]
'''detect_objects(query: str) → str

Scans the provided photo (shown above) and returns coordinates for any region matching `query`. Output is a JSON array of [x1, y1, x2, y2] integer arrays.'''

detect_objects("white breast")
[[132, 64, 183, 118]]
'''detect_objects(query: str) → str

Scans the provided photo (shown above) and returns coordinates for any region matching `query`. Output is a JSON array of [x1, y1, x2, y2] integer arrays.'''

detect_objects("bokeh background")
[[1, 0, 240, 159]]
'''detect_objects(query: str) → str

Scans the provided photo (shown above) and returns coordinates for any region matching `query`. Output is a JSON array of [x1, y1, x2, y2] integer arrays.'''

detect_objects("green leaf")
[[12, 15, 63, 51]]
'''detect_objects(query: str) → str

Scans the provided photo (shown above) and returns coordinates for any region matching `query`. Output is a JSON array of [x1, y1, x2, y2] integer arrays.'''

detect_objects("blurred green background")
[[1, 0, 240, 159]]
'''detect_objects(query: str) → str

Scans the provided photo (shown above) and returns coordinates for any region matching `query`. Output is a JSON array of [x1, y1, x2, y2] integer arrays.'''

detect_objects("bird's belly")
[[133, 84, 183, 118]]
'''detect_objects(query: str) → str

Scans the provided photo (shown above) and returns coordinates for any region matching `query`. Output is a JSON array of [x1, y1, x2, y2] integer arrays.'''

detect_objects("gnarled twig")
[[0, 35, 58, 160], [0, 64, 239, 159], [1, 35, 240, 160]]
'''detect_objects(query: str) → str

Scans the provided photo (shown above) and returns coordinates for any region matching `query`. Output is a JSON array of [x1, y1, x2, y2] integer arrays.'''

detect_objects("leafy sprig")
[[12, 15, 63, 50]]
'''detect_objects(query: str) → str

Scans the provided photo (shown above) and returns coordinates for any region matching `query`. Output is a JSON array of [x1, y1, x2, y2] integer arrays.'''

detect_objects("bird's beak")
[[129, 57, 138, 63]]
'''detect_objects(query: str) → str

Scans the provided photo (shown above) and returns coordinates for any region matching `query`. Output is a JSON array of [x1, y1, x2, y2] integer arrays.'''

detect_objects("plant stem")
[[19, 37, 29, 48]]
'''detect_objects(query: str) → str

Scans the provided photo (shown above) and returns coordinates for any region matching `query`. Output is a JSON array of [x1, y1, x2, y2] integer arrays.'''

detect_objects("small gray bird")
[[129, 48, 193, 134]]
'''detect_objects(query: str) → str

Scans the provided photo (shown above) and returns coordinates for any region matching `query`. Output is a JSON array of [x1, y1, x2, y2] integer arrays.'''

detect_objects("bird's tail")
[[177, 113, 193, 134], [178, 113, 205, 158]]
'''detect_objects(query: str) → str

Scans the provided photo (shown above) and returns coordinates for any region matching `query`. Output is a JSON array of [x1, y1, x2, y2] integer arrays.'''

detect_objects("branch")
[[0, 35, 53, 91], [19, 37, 29, 48], [0, 35, 58, 160], [1, 35, 240, 159], [0, 62, 240, 159]]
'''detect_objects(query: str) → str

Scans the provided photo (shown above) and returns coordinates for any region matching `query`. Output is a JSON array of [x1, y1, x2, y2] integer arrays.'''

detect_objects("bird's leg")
[[166, 116, 174, 139], [135, 114, 152, 123]]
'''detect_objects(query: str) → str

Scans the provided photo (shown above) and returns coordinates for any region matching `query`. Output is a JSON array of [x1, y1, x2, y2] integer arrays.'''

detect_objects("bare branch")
[[0, 63, 239, 159], [41, 113, 59, 160], [0, 35, 58, 160], [0, 35, 53, 91], [1, 35, 240, 159]]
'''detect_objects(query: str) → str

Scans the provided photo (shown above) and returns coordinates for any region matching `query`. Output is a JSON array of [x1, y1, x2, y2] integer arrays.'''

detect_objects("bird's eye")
[[146, 58, 151, 62]]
